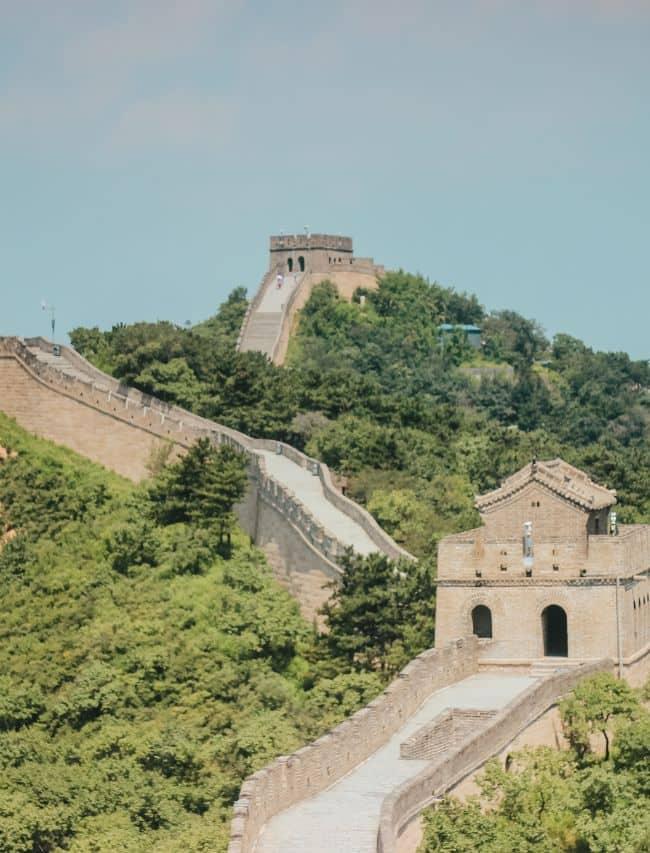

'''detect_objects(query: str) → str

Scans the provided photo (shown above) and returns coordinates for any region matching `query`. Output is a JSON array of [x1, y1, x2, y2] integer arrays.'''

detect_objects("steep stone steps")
[[529, 658, 581, 678], [237, 273, 300, 358]]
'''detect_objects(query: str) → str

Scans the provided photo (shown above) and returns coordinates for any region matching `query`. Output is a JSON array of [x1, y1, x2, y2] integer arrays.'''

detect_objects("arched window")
[[471, 605, 493, 639], [287, 258, 293, 272], [542, 605, 568, 657], [298, 256, 305, 272]]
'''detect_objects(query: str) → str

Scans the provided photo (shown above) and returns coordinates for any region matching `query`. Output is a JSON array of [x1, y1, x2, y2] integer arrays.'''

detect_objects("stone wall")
[[0, 337, 411, 620], [400, 709, 496, 761], [0, 352, 169, 480], [481, 482, 589, 545], [227, 637, 479, 853], [272, 269, 381, 365], [436, 582, 622, 661], [377, 659, 613, 853]]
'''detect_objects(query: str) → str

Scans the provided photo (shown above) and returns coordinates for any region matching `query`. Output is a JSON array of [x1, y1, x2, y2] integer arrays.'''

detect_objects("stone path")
[[254, 674, 535, 853], [22, 340, 383, 560], [239, 273, 300, 357], [259, 450, 379, 556]]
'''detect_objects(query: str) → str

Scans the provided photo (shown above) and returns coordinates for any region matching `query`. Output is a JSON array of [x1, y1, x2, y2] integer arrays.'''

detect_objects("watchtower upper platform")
[[268, 233, 380, 276]]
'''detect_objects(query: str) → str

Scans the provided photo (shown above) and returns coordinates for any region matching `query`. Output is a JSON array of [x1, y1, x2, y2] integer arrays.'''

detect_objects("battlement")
[[267, 232, 380, 278], [435, 459, 650, 666], [270, 234, 353, 253]]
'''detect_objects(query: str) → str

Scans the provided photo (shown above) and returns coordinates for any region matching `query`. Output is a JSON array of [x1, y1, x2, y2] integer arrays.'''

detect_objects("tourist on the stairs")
[[276, 273, 284, 289]]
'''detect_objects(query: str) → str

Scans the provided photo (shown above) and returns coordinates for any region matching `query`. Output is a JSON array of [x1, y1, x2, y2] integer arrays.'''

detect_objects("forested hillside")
[[3, 269, 649, 851], [71, 271, 650, 560], [0, 415, 393, 852]]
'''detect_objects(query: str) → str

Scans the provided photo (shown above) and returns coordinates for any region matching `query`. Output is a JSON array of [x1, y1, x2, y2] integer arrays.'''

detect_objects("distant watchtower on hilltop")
[[269, 233, 381, 278], [237, 233, 385, 365]]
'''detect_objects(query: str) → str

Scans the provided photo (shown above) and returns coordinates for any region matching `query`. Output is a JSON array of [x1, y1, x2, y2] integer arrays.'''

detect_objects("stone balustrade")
[[227, 638, 478, 853], [1, 337, 411, 578], [376, 658, 613, 853]]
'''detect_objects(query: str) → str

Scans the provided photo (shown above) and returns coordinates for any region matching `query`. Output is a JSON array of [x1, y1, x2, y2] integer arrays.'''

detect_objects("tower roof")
[[476, 458, 617, 513]]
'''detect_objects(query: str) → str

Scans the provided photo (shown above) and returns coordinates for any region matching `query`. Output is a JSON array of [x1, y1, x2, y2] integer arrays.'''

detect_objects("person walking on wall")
[[276, 273, 284, 289]]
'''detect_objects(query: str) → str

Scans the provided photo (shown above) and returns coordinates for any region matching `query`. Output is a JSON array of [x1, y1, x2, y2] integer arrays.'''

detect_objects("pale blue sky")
[[1, 1, 649, 358]]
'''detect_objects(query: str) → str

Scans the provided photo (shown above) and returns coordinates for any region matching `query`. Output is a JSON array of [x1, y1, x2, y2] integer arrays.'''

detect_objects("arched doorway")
[[471, 605, 493, 639], [298, 256, 305, 272], [287, 258, 293, 272], [542, 605, 568, 657]]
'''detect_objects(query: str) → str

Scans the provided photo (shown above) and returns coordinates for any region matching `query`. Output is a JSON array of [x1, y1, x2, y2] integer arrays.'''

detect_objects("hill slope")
[[0, 413, 383, 852], [70, 271, 650, 560]]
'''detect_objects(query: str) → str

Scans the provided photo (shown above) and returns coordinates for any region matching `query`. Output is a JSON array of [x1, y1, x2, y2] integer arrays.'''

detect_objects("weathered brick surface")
[[0, 337, 410, 621], [436, 459, 650, 667], [239, 233, 385, 366], [377, 659, 613, 853], [399, 709, 496, 761], [0, 356, 163, 480], [226, 638, 479, 853]]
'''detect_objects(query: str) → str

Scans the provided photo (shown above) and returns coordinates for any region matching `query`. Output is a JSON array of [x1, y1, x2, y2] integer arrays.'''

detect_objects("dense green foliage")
[[419, 673, 650, 853], [0, 261, 645, 853], [71, 273, 650, 561], [320, 552, 435, 675], [147, 438, 247, 544], [0, 414, 385, 852]]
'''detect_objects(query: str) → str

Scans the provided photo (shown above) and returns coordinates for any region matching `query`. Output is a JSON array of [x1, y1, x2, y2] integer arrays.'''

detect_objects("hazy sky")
[[1, 1, 649, 358]]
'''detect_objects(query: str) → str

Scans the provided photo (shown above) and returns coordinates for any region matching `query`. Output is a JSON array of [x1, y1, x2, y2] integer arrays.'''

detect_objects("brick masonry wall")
[[272, 269, 381, 365], [400, 709, 497, 761], [435, 583, 622, 660], [0, 356, 165, 480], [482, 483, 589, 546], [0, 338, 411, 621], [226, 637, 479, 853], [377, 659, 614, 853]]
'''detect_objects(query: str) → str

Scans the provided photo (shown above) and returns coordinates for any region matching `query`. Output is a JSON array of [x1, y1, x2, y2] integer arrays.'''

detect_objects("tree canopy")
[[0, 414, 388, 852]]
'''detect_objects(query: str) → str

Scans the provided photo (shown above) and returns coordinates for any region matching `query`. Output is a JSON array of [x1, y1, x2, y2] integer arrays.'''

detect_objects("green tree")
[[147, 438, 247, 543], [559, 672, 638, 761], [321, 552, 435, 675]]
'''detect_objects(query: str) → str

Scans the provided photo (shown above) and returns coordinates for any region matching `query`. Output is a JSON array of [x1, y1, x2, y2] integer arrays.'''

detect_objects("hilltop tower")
[[237, 234, 385, 364], [269, 233, 382, 279], [435, 459, 650, 678]]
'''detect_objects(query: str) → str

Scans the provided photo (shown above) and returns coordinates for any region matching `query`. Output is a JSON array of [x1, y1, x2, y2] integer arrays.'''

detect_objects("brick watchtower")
[[269, 234, 381, 277], [435, 459, 650, 679]]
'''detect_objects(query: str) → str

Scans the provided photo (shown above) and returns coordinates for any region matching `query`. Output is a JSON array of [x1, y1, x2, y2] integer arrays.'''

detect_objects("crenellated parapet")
[[270, 233, 353, 253], [435, 458, 650, 668], [227, 638, 479, 853], [0, 336, 411, 617]]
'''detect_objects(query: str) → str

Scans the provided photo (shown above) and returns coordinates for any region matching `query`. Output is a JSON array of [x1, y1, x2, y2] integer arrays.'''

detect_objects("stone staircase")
[[529, 658, 581, 678], [238, 272, 301, 359]]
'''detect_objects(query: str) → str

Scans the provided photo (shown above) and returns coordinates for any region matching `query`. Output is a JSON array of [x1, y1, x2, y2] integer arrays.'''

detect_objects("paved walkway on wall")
[[21, 341, 383, 560], [239, 273, 300, 357], [254, 674, 535, 853], [259, 450, 379, 556]]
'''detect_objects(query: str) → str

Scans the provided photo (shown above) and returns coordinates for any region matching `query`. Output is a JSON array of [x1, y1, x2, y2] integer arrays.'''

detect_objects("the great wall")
[[0, 335, 410, 621], [237, 234, 384, 364], [1, 234, 648, 852]]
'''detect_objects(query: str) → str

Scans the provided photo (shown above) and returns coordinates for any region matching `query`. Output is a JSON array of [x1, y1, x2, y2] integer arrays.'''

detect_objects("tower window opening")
[[471, 605, 493, 639]]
